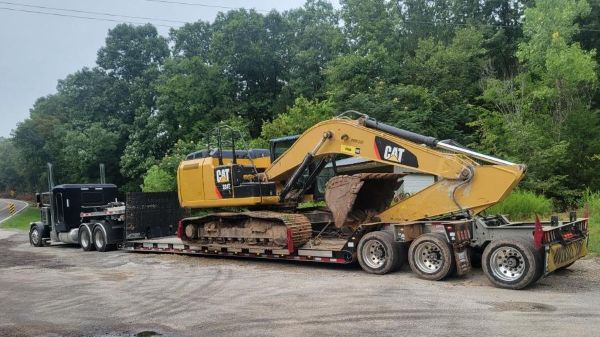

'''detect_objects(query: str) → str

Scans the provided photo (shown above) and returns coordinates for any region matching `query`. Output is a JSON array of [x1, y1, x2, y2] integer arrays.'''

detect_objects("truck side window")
[[55, 193, 64, 223]]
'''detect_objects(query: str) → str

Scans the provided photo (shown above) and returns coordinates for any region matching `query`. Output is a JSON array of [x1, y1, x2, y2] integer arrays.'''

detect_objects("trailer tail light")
[[176, 220, 184, 239], [444, 223, 471, 243]]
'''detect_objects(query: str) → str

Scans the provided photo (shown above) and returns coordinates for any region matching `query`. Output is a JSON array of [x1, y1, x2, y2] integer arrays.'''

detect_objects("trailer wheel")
[[482, 239, 543, 290], [93, 226, 109, 252], [29, 226, 44, 247], [408, 233, 455, 281], [357, 231, 399, 275], [79, 227, 95, 251]]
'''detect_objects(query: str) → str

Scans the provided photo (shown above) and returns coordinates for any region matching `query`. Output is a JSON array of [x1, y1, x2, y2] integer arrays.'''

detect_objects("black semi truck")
[[29, 166, 183, 252]]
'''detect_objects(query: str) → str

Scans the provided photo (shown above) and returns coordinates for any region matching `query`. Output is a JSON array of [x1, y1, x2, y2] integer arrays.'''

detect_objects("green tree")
[[284, 0, 346, 99], [477, 0, 598, 204], [254, 97, 334, 146], [142, 165, 176, 192], [97, 24, 169, 81], [0, 138, 24, 192]]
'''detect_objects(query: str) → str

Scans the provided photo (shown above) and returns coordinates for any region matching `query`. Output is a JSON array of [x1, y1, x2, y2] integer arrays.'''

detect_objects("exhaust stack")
[[99, 163, 106, 184], [47, 163, 55, 191]]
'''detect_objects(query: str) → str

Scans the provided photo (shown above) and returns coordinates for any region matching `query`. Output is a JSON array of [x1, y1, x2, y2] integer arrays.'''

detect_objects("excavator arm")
[[265, 116, 525, 224]]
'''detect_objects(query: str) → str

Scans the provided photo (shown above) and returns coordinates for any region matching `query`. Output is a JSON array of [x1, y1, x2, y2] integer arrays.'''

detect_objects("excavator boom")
[[264, 116, 525, 222]]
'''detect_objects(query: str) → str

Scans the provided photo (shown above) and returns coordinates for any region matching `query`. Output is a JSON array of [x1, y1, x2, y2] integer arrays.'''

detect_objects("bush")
[[582, 190, 600, 254], [142, 165, 176, 192], [487, 190, 553, 220]]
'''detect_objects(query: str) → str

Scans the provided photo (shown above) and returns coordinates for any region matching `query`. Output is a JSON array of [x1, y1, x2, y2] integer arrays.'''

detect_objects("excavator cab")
[[177, 127, 279, 208]]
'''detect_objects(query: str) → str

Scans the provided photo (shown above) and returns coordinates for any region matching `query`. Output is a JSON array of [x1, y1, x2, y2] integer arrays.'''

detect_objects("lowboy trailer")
[[125, 213, 588, 290]]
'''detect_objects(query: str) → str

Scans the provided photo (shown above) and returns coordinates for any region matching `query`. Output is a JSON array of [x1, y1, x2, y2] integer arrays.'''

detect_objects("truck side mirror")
[[35, 193, 41, 208]]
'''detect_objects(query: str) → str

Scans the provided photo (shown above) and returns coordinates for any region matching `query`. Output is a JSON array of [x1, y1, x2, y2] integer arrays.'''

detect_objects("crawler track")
[[180, 211, 312, 250]]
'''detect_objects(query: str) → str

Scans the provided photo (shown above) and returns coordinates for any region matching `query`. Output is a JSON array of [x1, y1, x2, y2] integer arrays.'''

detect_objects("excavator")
[[176, 112, 588, 289]]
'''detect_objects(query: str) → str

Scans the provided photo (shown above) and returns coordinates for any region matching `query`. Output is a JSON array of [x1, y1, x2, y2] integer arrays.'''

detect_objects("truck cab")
[[30, 184, 120, 247]]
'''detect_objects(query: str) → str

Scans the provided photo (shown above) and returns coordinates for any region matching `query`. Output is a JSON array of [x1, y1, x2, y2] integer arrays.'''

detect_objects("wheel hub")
[[94, 231, 104, 248], [362, 239, 387, 269], [81, 231, 89, 247], [490, 247, 525, 282], [414, 242, 444, 274], [31, 229, 39, 244]]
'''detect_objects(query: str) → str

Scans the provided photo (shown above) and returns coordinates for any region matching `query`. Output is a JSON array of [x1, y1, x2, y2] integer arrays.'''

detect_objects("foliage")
[[0, 206, 38, 230], [582, 190, 600, 253], [487, 190, 554, 220], [0, 138, 23, 192], [475, 0, 599, 205], [255, 97, 334, 146], [141, 140, 204, 192], [142, 165, 176, 192]]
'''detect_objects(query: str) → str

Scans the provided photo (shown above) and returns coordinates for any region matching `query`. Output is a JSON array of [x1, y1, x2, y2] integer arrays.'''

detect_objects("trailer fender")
[[93, 221, 124, 245]]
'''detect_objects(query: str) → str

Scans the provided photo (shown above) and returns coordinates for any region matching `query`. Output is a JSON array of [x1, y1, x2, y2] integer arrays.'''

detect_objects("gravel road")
[[0, 229, 599, 337]]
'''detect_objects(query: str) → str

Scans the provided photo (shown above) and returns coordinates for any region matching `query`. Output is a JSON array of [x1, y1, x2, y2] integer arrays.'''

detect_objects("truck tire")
[[79, 226, 95, 251], [482, 239, 543, 290], [408, 233, 455, 281], [357, 231, 399, 275], [93, 226, 110, 252], [29, 226, 44, 247]]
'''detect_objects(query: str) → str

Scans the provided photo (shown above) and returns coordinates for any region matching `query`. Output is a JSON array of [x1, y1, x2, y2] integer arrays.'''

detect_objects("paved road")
[[0, 199, 29, 223], [0, 229, 598, 337]]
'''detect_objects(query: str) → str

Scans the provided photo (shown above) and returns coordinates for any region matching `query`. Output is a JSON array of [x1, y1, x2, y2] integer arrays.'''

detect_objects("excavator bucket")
[[325, 173, 404, 228]]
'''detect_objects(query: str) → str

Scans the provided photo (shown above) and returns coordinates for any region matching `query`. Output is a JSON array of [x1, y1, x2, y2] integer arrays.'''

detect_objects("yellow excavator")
[[176, 112, 588, 289]]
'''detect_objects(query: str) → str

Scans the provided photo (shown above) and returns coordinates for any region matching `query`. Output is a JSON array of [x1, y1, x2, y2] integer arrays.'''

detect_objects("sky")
[[0, 0, 337, 138]]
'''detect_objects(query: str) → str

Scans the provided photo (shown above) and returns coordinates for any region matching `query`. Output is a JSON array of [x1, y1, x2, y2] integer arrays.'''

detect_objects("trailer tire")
[[93, 226, 110, 252], [482, 239, 543, 290], [79, 226, 95, 251], [357, 231, 399, 275], [29, 226, 44, 247], [408, 233, 455, 281]]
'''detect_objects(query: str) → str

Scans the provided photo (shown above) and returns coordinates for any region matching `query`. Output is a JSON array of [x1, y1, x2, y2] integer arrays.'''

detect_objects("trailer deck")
[[125, 236, 351, 264]]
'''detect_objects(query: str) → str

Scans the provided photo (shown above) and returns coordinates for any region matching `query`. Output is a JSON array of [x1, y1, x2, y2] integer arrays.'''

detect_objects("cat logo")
[[374, 136, 418, 167], [215, 168, 230, 183], [383, 146, 405, 163]]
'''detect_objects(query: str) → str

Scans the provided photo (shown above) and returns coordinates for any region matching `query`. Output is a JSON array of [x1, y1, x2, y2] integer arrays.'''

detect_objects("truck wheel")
[[29, 226, 44, 247], [482, 239, 543, 290], [79, 227, 95, 251], [408, 233, 455, 281], [93, 227, 109, 252], [357, 231, 399, 275]]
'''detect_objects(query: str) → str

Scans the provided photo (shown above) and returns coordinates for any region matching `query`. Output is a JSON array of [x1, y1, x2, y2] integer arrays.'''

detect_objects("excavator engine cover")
[[325, 173, 404, 228]]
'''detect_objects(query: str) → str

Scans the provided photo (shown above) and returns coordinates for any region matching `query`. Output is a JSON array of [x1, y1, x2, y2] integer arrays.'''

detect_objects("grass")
[[487, 190, 553, 220], [582, 190, 600, 254], [0, 205, 39, 230]]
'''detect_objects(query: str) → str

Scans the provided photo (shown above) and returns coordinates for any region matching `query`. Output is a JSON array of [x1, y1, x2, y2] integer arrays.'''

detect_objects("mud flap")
[[325, 173, 404, 228], [454, 246, 472, 276]]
